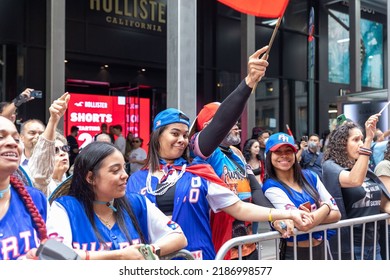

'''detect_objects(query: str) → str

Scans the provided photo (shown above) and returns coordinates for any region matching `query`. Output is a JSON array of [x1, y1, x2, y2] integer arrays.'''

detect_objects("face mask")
[[308, 141, 317, 151]]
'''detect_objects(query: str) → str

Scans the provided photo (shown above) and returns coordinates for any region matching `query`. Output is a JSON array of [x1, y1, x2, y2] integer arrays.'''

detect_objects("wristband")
[[358, 147, 372, 156], [268, 208, 273, 222]]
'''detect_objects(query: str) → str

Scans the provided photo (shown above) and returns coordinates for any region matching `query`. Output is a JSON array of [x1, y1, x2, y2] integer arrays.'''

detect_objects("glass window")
[[328, 9, 383, 88]]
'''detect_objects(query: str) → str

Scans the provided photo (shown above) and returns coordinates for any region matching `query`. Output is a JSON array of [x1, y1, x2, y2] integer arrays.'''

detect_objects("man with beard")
[[20, 119, 45, 176], [190, 102, 293, 260]]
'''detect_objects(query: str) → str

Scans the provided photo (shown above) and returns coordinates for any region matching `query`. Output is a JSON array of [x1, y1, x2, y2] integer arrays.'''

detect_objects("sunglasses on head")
[[55, 145, 70, 154]]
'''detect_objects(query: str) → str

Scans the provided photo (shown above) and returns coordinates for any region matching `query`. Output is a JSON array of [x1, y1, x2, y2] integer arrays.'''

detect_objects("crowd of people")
[[1, 47, 390, 261]]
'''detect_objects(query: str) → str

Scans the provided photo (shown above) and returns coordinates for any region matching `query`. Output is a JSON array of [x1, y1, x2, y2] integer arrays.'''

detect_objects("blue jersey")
[[127, 157, 238, 260], [53, 193, 150, 250], [197, 145, 256, 259], [0, 186, 47, 260], [263, 170, 336, 242]]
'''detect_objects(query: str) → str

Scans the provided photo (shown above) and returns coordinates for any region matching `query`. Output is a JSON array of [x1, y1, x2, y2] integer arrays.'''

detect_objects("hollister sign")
[[89, 0, 167, 34]]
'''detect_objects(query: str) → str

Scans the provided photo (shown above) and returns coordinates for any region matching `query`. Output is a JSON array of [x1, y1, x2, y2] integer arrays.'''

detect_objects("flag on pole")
[[218, 0, 289, 18], [286, 124, 294, 137]]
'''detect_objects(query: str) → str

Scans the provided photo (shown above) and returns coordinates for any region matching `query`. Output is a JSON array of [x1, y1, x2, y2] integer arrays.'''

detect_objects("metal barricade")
[[215, 213, 390, 260]]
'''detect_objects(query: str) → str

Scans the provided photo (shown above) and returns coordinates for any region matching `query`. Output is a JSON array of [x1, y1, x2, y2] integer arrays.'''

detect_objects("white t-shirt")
[[129, 147, 147, 174]]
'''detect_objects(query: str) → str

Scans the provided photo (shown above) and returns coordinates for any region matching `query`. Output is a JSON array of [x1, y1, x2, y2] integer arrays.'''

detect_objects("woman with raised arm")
[[127, 108, 313, 260], [322, 113, 390, 260]]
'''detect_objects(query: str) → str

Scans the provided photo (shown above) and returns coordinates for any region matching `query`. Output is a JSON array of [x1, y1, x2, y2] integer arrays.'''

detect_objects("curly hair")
[[242, 139, 261, 162], [323, 122, 362, 169]]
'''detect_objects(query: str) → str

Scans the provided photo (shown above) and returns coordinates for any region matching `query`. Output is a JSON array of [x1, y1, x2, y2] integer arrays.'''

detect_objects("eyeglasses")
[[55, 145, 70, 154]]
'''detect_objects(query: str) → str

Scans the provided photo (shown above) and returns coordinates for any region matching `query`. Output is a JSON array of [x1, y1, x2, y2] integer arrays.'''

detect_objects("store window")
[[328, 9, 383, 88]]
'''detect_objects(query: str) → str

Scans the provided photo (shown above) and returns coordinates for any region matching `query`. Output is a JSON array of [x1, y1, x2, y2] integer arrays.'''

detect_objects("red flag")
[[218, 0, 289, 18]]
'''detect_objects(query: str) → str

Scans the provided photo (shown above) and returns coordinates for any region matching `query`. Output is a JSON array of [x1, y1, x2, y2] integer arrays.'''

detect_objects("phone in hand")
[[138, 245, 156, 260], [31, 90, 43, 98], [299, 201, 311, 211], [301, 136, 308, 142]]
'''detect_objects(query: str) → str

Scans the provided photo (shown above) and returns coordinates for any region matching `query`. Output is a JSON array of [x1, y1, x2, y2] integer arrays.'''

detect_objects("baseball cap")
[[153, 108, 190, 131], [188, 102, 220, 138], [265, 132, 297, 154]]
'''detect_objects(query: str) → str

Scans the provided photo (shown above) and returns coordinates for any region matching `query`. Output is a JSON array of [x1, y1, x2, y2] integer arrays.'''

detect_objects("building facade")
[[0, 0, 387, 143]]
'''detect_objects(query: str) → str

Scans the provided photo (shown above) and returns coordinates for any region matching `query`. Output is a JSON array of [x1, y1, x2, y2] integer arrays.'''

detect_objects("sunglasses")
[[132, 140, 140, 143], [55, 145, 70, 154]]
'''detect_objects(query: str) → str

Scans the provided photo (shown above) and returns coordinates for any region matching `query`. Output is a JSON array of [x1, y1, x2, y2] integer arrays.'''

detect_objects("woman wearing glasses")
[[28, 92, 70, 197], [128, 137, 147, 174]]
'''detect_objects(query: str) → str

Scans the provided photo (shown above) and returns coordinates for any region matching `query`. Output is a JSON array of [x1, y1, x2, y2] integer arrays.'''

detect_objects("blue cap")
[[265, 132, 297, 154], [153, 108, 190, 131]]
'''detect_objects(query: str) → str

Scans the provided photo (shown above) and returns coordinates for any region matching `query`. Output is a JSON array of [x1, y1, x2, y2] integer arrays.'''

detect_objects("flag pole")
[[251, 16, 283, 94]]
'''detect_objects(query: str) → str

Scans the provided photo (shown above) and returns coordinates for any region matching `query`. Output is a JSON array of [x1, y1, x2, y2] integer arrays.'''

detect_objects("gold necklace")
[[95, 212, 114, 228]]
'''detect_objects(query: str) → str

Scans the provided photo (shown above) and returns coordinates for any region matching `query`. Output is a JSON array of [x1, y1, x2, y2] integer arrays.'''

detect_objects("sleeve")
[[264, 187, 297, 210], [322, 160, 347, 219], [145, 197, 184, 243], [315, 175, 339, 210], [195, 80, 252, 158], [248, 173, 274, 208], [138, 148, 147, 160], [374, 160, 390, 177], [28, 135, 56, 196], [206, 181, 240, 212], [46, 201, 73, 248]]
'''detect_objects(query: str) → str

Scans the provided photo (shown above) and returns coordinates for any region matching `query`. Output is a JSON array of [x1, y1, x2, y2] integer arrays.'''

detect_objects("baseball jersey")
[[263, 169, 338, 242], [0, 186, 48, 260], [127, 157, 239, 260], [47, 192, 183, 251], [193, 143, 256, 259]]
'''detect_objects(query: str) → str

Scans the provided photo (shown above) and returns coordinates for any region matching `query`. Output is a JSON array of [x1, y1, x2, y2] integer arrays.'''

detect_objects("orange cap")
[[196, 102, 220, 131]]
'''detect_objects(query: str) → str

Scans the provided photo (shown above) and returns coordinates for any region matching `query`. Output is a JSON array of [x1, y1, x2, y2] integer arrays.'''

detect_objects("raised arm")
[[197, 46, 269, 157], [28, 93, 70, 195]]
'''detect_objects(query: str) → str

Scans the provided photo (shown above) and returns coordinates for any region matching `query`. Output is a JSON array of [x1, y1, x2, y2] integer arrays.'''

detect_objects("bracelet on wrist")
[[268, 208, 273, 222], [358, 147, 372, 156], [321, 203, 332, 215]]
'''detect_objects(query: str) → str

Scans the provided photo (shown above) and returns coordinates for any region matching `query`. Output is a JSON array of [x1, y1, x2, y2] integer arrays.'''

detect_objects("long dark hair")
[[264, 151, 320, 207], [242, 139, 261, 162], [68, 141, 146, 245]]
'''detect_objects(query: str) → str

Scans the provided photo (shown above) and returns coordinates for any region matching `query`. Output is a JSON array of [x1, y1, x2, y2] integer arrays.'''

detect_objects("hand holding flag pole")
[[251, 16, 283, 94], [217, 0, 290, 94]]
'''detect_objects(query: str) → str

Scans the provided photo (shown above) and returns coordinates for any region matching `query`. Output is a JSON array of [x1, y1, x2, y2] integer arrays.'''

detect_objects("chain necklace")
[[146, 164, 186, 196], [95, 211, 114, 229]]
